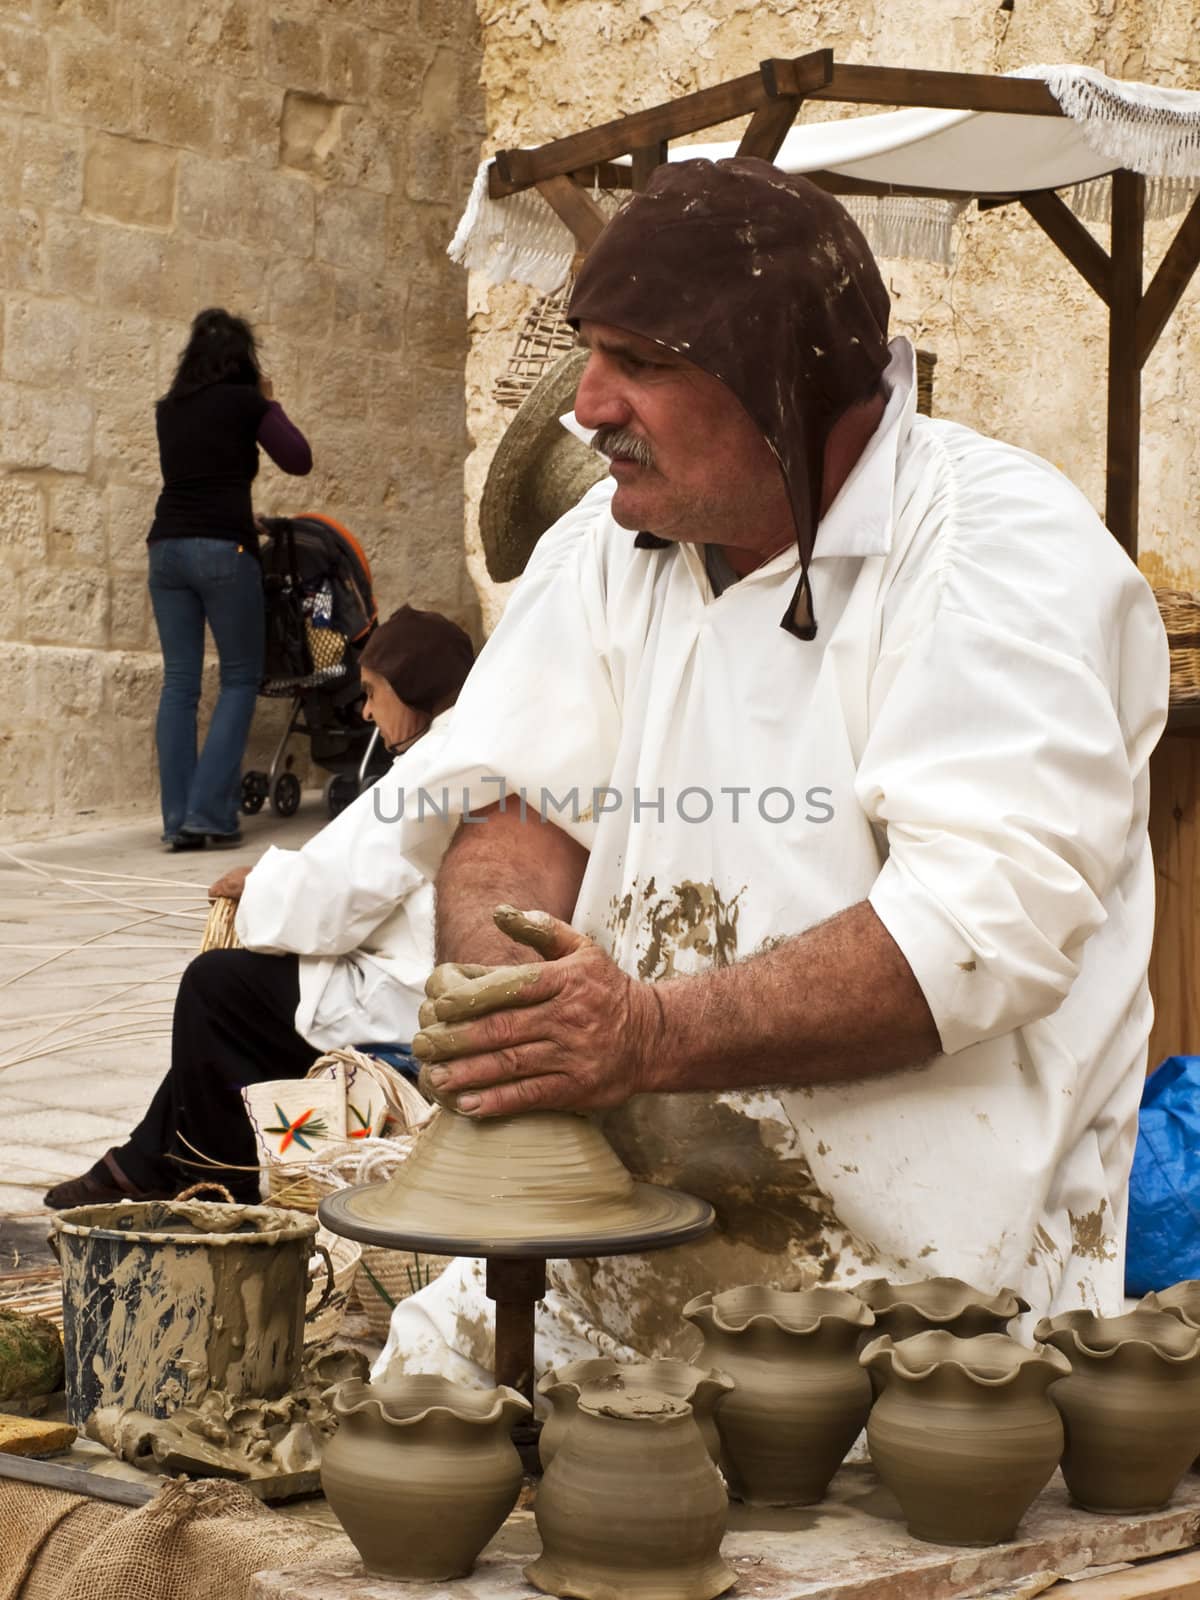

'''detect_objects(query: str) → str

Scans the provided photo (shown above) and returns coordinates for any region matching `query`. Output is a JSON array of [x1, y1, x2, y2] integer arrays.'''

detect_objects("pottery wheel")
[[317, 1108, 715, 1258], [320, 1179, 713, 1258]]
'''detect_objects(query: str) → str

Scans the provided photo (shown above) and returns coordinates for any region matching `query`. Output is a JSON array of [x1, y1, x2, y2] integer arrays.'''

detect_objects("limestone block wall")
[[463, 1, 1200, 629], [0, 0, 482, 836]]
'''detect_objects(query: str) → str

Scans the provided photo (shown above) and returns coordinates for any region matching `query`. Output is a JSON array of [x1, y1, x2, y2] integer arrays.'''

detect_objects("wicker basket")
[[1155, 588, 1200, 705], [355, 1247, 454, 1342], [305, 1228, 362, 1346], [199, 896, 241, 953]]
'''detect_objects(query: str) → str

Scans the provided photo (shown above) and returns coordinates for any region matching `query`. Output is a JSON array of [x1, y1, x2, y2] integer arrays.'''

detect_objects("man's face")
[[361, 667, 428, 753], [573, 321, 793, 559]]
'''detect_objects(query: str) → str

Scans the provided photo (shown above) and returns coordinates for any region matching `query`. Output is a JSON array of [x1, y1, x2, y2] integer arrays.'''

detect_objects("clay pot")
[[537, 1358, 734, 1468], [321, 1374, 530, 1581], [1035, 1308, 1200, 1513], [1141, 1279, 1200, 1329], [862, 1332, 1069, 1545], [526, 1390, 734, 1600], [854, 1276, 1030, 1340], [682, 1285, 875, 1506]]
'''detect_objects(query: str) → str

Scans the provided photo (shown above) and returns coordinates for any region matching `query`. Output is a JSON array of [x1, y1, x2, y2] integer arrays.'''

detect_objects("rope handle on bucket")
[[175, 1182, 237, 1204], [309, 1244, 336, 1317]]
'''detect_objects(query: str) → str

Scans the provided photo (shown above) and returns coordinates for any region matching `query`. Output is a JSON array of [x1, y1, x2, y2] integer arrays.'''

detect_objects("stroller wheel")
[[241, 771, 269, 815], [324, 774, 359, 817], [271, 771, 302, 817]]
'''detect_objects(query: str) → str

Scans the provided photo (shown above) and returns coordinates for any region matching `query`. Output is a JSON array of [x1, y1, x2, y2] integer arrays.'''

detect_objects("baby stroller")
[[242, 513, 390, 819]]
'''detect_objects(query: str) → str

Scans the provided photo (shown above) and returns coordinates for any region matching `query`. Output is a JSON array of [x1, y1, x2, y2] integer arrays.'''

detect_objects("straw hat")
[[478, 348, 610, 583]]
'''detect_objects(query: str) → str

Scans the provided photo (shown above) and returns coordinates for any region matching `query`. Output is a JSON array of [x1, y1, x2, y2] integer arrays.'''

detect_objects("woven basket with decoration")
[[355, 1246, 454, 1342], [1155, 588, 1200, 705]]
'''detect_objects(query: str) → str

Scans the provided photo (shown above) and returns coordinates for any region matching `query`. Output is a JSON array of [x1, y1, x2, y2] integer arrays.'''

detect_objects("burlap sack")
[[1, 1478, 349, 1600]]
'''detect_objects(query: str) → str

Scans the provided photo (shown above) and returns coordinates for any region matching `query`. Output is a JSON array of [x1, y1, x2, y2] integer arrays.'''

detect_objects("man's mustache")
[[592, 426, 654, 469]]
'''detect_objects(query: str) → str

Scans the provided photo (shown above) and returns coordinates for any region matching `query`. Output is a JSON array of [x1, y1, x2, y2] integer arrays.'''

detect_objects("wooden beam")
[[1138, 189, 1200, 366], [737, 96, 804, 161], [1105, 170, 1145, 558], [1020, 189, 1113, 304], [630, 141, 667, 191], [793, 61, 1064, 116], [535, 174, 608, 251], [489, 49, 833, 197], [807, 170, 1000, 204]]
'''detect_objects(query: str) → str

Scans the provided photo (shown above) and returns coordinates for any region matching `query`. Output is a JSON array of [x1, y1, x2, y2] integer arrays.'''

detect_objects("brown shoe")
[[43, 1151, 176, 1211]]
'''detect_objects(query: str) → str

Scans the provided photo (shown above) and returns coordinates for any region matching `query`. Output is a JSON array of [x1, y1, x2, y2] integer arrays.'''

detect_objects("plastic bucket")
[[51, 1194, 326, 1428]]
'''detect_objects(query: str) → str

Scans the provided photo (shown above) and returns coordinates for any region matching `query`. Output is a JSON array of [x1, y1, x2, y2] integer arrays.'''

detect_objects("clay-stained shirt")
[[386, 338, 1169, 1355]]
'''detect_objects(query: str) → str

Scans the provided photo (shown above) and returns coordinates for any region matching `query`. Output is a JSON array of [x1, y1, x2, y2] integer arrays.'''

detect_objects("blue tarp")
[[1126, 1055, 1200, 1296]]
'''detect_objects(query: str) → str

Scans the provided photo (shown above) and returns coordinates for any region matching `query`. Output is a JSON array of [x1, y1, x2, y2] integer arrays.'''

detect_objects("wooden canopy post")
[[1106, 170, 1146, 559]]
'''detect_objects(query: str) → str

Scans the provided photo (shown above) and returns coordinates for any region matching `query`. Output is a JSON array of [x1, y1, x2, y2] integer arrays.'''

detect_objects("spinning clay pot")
[[862, 1331, 1069, 1546], [683, 1285, 874, 1506], [538, 1357, 734, 1468], [854, 1276, 1030, 1341], [1035, 1308, 1200, 1513], [321, 1373, 530, 1581], [527, 1389, 734, 1600]]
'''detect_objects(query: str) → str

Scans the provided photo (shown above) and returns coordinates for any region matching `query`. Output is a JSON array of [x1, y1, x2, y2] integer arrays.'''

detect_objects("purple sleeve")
[[257, 400, 313, 476]]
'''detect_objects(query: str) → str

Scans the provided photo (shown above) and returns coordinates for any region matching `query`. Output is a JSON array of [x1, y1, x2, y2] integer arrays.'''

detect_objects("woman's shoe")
[[167, 831, 207, 852], [43, 1150, 177, 1210], [204, 830, 243, 848]]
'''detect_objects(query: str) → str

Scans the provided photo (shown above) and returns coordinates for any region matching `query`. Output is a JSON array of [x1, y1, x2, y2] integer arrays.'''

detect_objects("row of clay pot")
[[318, 1277, 1200, 1594], [684, 1278, 1200, 1548]]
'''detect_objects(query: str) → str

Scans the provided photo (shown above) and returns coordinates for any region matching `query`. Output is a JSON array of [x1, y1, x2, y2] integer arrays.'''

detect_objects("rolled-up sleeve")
[[858, 434, 1167, 1056]]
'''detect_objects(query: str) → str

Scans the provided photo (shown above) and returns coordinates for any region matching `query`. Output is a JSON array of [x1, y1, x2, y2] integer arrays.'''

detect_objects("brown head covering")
[[359, 605, 475, 715], [567, 157, 891, 639]]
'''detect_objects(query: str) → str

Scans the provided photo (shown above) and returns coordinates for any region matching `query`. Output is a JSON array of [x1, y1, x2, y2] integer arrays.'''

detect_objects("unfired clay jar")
[[1035, 1308, 1200, 1513], [854, 1276, 1030, 1341], [1141, 1279, 1200, 1329], [862, 1332, 1069, 1546], [320, 1374, 530, 1581], [537, 1357, 734, 1468], [526, 1390, 734, 1600], [682, 1285, 874, 1506]]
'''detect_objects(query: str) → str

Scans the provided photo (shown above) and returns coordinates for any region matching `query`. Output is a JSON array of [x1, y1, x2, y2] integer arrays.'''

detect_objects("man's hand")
[[208, 865, 252, 903], [411, 907, 664, 1117]]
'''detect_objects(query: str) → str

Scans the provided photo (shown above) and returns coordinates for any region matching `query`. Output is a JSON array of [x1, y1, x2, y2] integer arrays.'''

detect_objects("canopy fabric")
[[450, 63, 1200, 288]]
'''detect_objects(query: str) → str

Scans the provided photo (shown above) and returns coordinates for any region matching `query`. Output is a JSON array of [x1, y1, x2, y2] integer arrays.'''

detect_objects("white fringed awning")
[[449, 63, 1200, 289]]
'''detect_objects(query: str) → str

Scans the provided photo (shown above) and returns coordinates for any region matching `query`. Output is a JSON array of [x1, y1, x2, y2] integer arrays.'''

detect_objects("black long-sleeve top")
[[147, 381, 312, 545]]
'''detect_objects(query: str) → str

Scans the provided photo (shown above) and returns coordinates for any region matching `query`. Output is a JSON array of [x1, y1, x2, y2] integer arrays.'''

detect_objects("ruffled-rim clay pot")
[[1034, 1308, 1200, 1363], [328, 1372, 531, 1427], [862, 1330, 1071, 1386], [683, 1284, 875, 1336], [855, 1276, 1030, 1336], [537, 1358, 733, 1466], [1141, 1281, 1200, 1331]]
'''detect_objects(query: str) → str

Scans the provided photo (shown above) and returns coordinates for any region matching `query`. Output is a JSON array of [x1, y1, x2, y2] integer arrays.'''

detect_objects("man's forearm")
[[435, 803, 589, 964], [645, 900, 942, 1094]]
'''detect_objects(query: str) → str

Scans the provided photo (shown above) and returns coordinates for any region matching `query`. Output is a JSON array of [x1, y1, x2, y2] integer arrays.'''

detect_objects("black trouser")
[[116, 949, 320, 1202]]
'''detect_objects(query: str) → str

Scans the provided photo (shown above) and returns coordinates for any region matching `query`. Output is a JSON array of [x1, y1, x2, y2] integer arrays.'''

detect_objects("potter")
[[369, 155, 1166, 1384]]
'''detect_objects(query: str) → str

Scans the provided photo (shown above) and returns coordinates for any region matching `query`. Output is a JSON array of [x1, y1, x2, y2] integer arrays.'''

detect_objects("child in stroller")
[[244, 513, 389, 818]]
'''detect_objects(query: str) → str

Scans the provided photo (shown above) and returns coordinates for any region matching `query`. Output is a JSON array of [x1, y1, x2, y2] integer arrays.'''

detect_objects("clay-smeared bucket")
[[52, 1197, 321, 1428]]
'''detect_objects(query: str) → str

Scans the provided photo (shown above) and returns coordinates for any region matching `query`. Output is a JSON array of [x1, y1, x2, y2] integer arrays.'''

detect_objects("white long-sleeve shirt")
[[378, 337, 1168, 1374], [234, 718, 454, 1049]]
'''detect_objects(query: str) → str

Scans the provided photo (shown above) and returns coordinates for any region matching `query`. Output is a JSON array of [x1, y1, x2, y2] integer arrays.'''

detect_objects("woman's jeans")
[[148, 538, 264, 838]]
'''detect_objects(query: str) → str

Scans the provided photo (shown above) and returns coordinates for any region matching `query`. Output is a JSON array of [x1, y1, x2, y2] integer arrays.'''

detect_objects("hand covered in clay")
[[411, 905, 663, 1117]]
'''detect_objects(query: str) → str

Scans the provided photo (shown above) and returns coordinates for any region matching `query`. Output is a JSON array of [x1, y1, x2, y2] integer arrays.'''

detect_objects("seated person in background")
[[45, 606, 475, 1209]]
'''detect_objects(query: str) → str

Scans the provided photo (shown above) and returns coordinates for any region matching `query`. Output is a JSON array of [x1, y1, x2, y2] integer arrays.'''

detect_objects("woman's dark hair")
[[160, 308, 261, 404]]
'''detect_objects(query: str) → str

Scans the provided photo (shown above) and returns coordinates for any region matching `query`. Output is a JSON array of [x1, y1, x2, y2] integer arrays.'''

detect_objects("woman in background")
[[149, 308, 312, 850]]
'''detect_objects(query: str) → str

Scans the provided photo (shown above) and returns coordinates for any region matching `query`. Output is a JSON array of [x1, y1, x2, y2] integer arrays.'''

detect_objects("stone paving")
[[0, 799, 325, 1218]]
